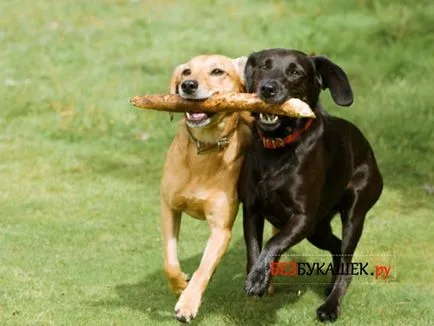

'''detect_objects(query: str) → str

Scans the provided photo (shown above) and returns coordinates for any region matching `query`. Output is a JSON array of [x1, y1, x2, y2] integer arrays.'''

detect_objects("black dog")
[[238, 49, 383, 322]]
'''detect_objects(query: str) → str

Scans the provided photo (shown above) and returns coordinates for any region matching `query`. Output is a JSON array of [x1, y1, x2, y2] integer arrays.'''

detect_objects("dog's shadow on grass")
[[90, 239, 331, 325]]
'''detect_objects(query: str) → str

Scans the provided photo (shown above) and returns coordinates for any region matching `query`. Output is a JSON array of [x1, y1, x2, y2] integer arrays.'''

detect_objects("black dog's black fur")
[[238, 49, 383, 322]]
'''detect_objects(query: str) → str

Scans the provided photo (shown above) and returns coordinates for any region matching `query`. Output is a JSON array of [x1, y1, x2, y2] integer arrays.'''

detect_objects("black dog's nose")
[[181, 80, 198, 94], [259, 82, 278, 98]]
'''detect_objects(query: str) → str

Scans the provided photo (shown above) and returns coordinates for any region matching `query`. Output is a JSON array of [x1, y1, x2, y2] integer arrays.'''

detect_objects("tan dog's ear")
[[231, 56, 248, 88], [169, 64, 184, 94], [168, 64, 184, 121]]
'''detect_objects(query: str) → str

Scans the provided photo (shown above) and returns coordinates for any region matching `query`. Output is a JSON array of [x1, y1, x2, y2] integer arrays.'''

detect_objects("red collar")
[[257, 118, 314, 149]]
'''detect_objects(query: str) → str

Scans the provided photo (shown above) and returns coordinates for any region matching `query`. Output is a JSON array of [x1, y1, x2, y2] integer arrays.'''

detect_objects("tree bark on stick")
[[130, 93, 315, 118]]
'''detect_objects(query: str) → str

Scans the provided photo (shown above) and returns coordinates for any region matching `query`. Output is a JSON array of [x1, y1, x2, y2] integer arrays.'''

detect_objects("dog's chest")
[[179, 186, 212, 220], [164, 165, 238, 220], [246, 159, 298, 225], [253, 174, 276, 200]]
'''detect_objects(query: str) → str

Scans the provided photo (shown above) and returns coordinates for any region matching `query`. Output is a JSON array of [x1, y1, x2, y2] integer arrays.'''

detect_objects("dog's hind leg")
[[161, 199, 188, 296], [307, 211, 341, 296], [316, 184, 379, 322]]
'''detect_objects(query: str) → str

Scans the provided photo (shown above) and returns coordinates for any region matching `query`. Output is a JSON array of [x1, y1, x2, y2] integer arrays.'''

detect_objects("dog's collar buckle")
[[262, 137, 285, 149], [217, 136, 230, 149], [195, 136, 229, 155]]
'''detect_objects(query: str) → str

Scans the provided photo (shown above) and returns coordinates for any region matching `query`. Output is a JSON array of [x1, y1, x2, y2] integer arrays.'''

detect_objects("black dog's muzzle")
[[257, 80, 286, 104]]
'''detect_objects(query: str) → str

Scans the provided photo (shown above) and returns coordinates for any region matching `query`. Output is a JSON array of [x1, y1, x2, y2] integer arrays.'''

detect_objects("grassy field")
[[1, 0, 433, 325]]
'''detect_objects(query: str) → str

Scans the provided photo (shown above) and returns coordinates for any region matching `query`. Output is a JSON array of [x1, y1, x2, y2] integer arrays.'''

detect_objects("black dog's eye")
[[286, 67, 303, 77], [182, 69, 191, 76], [211, 68, 225, 76], [286, 63, 304, 77], [261, 59, 273, 70]]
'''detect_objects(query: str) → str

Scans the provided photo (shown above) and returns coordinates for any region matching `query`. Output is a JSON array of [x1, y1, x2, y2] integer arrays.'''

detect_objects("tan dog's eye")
[[182, 69, 191, 76], [211, 68, 225, 76]]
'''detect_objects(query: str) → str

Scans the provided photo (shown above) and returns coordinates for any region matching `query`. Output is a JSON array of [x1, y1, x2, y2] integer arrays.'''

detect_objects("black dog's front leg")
[[242, 204, 264, 276], [245, 214, 314, 296]]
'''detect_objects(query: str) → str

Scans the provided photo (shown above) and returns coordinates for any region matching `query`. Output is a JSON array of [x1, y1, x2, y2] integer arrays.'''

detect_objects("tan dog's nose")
[[181, 80, 198, 94]]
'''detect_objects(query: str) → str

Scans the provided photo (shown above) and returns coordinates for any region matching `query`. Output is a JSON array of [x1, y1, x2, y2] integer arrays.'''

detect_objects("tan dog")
[[160, 55, 251, 323]]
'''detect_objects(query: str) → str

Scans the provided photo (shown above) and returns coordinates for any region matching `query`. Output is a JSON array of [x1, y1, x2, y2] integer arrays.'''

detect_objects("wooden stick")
[[130, 93, 315, 118]]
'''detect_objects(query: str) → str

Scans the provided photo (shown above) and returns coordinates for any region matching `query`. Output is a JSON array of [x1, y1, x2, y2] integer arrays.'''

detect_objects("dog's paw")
[[168, 272, 189, 296], [316, 302, 340, 322], [245, 265, 270, 297], [174, 287, 201, 323]]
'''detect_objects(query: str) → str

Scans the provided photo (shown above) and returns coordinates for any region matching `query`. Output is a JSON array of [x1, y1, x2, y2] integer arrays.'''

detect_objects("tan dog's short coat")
[[160, 55, 251, 322]]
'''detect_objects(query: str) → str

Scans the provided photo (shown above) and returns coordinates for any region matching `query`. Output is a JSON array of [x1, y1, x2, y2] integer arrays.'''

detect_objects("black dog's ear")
[[244, 51, 262, 92], [313, 56, 353, 106]]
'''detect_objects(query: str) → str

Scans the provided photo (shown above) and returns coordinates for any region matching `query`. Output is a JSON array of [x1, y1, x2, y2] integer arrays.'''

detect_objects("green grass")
[[1, 0, 433, 325]]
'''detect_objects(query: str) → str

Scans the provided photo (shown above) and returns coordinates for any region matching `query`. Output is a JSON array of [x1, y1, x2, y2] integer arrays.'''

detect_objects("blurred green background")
[[0, 0, 433, 325]]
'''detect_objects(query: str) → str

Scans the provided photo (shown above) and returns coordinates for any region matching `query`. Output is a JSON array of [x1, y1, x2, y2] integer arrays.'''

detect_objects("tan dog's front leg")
[[174, 226, 231, 323], [161, 199, 188, 296]]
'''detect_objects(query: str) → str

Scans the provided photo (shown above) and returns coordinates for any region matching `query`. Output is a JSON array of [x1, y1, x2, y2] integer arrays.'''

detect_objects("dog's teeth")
[[259, 113, 278, 124]]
